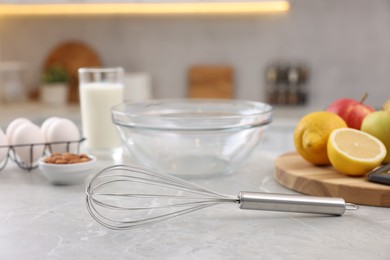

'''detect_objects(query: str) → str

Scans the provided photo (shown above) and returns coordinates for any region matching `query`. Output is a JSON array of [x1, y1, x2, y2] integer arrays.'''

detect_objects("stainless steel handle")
[[238, 191, 357, 216]]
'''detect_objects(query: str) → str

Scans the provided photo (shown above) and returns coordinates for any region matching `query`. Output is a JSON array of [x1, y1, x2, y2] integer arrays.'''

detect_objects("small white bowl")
[[39, 155, 97, 185]]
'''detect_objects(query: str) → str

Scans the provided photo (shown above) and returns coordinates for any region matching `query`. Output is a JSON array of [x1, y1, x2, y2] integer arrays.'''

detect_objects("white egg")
[[6, 118, 32, 143], [46, 118, 81, 154], [11, 123, 45, 165], [0, 127, 9, 162], [41, 117, 60, 141]]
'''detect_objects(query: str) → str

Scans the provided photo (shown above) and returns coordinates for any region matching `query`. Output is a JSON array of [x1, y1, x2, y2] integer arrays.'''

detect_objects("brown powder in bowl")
[[44, 153, 91, 164]]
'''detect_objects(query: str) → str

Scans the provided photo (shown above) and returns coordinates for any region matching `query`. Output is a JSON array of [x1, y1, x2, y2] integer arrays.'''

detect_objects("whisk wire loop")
[[87, 199, 217, 230], [94, 174, 226, 199], [101, 164, 229, 198], [91, 195, 232, 210], [86, 164, 235, 230]]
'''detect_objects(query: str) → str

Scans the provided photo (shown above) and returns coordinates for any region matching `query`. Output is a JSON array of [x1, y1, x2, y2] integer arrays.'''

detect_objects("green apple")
[[383, 99, 390, 112], [361, 111, 390, 163]]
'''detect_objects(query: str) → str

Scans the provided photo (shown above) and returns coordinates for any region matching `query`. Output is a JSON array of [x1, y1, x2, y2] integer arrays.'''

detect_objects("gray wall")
[[1, 0, 389, 108]]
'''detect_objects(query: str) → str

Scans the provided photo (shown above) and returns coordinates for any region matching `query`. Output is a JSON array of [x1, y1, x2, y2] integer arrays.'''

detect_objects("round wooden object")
[[275, 152, 390, 207], [43, 41, 101, 103]]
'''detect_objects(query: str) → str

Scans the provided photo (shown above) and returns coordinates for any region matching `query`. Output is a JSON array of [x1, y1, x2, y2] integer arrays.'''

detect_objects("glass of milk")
[[78, 67, 124, 157]]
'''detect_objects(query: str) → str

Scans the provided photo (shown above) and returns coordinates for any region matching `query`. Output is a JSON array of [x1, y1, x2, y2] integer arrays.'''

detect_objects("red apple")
[[326, 94, 375, 129]]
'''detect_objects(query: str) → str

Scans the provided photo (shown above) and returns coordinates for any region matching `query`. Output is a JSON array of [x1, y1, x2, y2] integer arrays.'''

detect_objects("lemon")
[[327, 128, 386, 176], [294, 111, 347, 165]]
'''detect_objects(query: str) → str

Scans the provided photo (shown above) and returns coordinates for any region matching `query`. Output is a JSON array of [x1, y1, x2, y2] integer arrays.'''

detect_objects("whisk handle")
[[238, 192, 354, 216]]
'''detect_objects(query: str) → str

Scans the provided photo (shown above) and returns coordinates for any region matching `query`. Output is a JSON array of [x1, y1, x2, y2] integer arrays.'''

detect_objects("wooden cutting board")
[[275, 152, 390, 207], [188, 66, 233, 99]]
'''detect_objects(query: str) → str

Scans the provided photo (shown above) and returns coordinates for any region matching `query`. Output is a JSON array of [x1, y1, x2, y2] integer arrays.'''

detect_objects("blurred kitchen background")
[[0, 0, 389, 108]]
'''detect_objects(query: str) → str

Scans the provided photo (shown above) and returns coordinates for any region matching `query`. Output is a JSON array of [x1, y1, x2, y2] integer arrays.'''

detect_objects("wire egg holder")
[[0, 138, 86, 171]]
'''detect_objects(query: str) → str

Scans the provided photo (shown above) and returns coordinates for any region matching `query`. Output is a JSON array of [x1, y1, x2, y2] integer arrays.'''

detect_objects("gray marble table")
[[1, 147, 390, 260]]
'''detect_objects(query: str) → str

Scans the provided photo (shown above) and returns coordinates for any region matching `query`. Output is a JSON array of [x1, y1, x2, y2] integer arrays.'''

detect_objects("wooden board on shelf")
[[274, 152, 390, 207], [43, 41, 102, 103], [188, 65, 233, 99]]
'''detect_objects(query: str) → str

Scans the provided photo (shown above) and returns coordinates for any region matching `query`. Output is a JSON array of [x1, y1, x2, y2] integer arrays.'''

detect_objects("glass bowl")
[[112, 99, 272, 177]]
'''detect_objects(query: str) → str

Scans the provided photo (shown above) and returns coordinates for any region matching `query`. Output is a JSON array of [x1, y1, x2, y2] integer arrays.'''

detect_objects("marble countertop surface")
[[1, 148, 390, 260], [1, 102, 390, 259]]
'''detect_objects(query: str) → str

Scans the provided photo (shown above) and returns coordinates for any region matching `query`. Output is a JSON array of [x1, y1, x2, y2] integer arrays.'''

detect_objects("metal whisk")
[[86, 164, 358, 230]]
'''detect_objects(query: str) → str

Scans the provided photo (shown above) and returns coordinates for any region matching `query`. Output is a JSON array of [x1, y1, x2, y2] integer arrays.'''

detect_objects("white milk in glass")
[[79, 82, 123, 150]]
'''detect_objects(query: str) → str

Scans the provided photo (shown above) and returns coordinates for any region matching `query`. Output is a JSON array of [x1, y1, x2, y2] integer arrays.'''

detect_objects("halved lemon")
[[327, 128, 386, 176]]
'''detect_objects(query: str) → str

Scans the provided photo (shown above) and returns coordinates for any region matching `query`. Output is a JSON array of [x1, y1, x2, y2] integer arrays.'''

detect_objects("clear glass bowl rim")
[[112, 98, 273, 131]]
